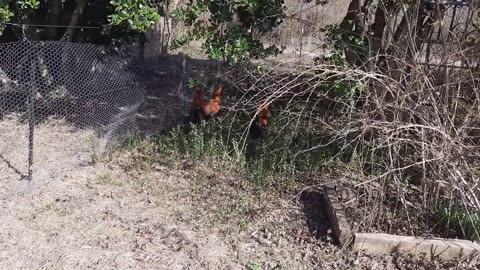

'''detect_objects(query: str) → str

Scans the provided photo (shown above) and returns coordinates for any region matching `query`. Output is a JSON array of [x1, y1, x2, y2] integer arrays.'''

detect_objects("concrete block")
[[354, 233, 480, 263]]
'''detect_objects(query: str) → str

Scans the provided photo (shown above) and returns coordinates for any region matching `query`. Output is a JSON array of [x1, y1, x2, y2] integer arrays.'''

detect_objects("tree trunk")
[[403, 3, 445, 83], [62, 0, 87, 41], [371, 5, 386, 53], [339, 0, 363, 66], [46, 0, 62, 40], [339, 0, 361, 33], [406, 3, 445, 63], [159, 3, 170, 56]]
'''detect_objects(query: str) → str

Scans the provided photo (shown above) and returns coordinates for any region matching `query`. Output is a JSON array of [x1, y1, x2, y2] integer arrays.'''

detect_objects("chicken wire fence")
[[0, 41, 145, 181]]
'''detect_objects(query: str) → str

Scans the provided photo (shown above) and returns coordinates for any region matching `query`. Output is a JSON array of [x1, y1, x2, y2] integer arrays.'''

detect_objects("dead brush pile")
[[227, 55, 480, 241]]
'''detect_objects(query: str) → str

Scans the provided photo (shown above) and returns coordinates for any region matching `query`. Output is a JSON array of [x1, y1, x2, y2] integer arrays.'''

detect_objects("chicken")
[[201, 85, 222, 121], [188, 85, 222, 124], [189, 86, 205, 124], [192, 86, 204, 109], [249, 100, 270, 140]]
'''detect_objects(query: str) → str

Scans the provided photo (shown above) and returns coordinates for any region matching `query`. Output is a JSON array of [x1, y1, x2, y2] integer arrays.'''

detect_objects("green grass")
[[117, 114, 480, 243], [112, 105, 343, 189], [121, 131, 144, 149], [247, 261, 262, 270], [140, 111, 341, 187], [434, 201, 480, 242]]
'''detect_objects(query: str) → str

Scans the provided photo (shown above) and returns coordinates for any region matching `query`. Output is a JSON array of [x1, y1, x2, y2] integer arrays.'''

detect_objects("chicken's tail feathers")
[[188, 108, 206, 124]]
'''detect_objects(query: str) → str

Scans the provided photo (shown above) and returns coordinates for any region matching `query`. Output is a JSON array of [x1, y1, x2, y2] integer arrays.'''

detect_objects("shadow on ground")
[[131, 54, 219, 136], [0, 42, 220, 180], [300, 190, 331, 240]]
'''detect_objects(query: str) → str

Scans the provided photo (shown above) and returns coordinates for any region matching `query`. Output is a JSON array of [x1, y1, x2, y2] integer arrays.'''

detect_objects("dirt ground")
[[0, 116, 324, 269], [0, 116, 478, 269]]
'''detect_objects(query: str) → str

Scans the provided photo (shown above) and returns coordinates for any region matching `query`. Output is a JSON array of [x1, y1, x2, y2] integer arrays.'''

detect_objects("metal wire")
[[0, 41, 145, 181], [5, 22, 102, 29]]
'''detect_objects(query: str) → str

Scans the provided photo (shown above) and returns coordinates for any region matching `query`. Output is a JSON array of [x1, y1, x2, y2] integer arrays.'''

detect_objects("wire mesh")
[[0, 41, 145, 181]]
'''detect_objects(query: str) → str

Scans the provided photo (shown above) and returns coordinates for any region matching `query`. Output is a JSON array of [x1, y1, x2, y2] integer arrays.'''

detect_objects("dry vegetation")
[[144, 0, 480, 249], [209, 51, 480, 242], [1, 0, 480, 269], [0, 116, 477, 269]]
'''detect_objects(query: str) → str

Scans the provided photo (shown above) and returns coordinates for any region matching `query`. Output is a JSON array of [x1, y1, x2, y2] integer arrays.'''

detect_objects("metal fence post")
[[26, 51, 36, 181]]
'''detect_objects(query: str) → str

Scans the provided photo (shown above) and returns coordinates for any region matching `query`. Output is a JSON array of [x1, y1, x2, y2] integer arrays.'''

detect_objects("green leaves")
[[0, 2, 13, 35], [171, 25, 209, 50], [109, 0, 161, 32], [187, 78, 200, 89], [172, 3, 207, 26], [324, 48, 346, 66], [18, 0, 40, 10], [172, 0, 285, 64], [0, 0, 40, 34]]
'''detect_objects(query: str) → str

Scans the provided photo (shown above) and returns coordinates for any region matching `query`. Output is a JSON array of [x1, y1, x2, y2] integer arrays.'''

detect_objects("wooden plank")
[[354, 233, 480, 263], [322, 185, 353, 247]]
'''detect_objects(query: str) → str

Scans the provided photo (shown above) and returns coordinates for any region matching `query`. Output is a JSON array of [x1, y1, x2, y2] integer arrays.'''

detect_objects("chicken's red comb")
[[259, 118, 268, 127]]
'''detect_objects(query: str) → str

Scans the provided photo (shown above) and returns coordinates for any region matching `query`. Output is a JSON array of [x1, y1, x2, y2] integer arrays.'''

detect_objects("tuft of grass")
[[239, 220, 249, 231], [247, 261, 262, 270], [121, 132, 144, 149], [152, 119, 233, 162], [87, 134, 99, 164], [94, 173, 122, 187], [434, 201, 480, 242]]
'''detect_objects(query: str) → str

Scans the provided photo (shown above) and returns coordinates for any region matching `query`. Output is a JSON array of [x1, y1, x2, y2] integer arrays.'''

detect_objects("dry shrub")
[[224, 37, 480, 239], [149, 0, 480, 239], [213, 0, 480, 240]]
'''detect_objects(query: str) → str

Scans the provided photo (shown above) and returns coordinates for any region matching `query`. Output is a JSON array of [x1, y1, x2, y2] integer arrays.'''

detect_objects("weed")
[[43, 202, 53, 211], [239, 220, 249, 231], [187, 77, 200, 89], [87, 134, 99, 164], [153, 119, 237, 163], [94, 173, 122, 187], [247, 261, 262, 270], [121, 132, 144, 149], [434, 201, 480, 242]]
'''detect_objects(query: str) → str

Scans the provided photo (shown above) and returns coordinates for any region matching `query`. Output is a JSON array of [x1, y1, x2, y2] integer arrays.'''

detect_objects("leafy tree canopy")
[[172, 0, 286, 64], [0, 0, 287, 64], [0, 0, 161, 44]]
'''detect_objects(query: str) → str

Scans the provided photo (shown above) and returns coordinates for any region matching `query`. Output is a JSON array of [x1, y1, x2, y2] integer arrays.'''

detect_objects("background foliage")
[[0, 0, 287, 64], [0, 0, 162, 44], [171, 0, 286, 64]]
